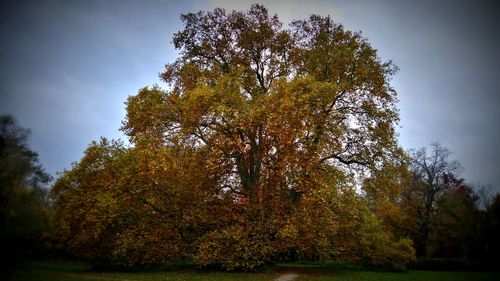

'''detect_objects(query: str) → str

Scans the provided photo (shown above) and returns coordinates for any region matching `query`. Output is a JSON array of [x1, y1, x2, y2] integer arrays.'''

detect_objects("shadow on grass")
[[15, 260, 91, 272]]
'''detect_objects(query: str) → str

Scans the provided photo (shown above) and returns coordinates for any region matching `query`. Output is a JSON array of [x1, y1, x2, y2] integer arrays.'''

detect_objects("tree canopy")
[[51, 5, 415, 270]]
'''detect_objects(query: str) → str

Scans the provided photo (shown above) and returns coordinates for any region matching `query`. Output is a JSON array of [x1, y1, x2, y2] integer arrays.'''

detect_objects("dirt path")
[[276, 272, 299, 281]]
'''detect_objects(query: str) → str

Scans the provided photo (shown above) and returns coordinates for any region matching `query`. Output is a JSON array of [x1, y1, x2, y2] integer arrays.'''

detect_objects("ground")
[[3, 261, 499, 281]]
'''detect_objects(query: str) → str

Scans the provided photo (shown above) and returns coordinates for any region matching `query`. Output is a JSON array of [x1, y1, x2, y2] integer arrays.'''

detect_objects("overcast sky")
[[1, 0, 499, 193]]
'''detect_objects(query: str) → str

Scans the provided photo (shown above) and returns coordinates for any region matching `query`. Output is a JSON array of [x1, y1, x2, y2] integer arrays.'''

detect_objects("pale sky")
[[1, 0, 499, 192]]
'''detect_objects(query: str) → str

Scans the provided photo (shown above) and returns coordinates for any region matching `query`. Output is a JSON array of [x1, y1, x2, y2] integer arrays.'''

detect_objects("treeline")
[[0, 115, 52, 270], [2, 4, 500, 272], [392, 144, 500, 266], [2, 114, 499, 271]]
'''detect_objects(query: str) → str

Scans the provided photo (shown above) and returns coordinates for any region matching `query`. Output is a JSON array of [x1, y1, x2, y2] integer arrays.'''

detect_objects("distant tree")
[[430, 176, 480, 258], [475, 184, 495, 210], [0, 115, 51, 267], [52, 5, 415, 270], [402, 143, 463, 256], [483, 194, 500, 264]]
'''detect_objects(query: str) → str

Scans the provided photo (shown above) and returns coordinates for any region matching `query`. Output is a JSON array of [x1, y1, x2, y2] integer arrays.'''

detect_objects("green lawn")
[[8, 270, 276, 281], [5, 261, 276, 281], [4, 261, 499, 281], [295, 271, 499, 281]]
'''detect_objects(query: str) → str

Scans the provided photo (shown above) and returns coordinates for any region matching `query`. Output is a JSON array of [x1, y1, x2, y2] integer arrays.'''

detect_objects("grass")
[[294, 271, 499, 281], [5, 261, 276, 281], [4, 260, 499, 281], [277, 262, 499, 281]]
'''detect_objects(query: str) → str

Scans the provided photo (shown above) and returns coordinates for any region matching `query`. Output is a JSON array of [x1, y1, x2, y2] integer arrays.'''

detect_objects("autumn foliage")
[[50, 5, 416, 270]]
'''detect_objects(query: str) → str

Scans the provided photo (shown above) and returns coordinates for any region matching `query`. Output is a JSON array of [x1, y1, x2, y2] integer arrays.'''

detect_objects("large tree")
[[123, 4, 400, 214], [53, 5, 414, 270]]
